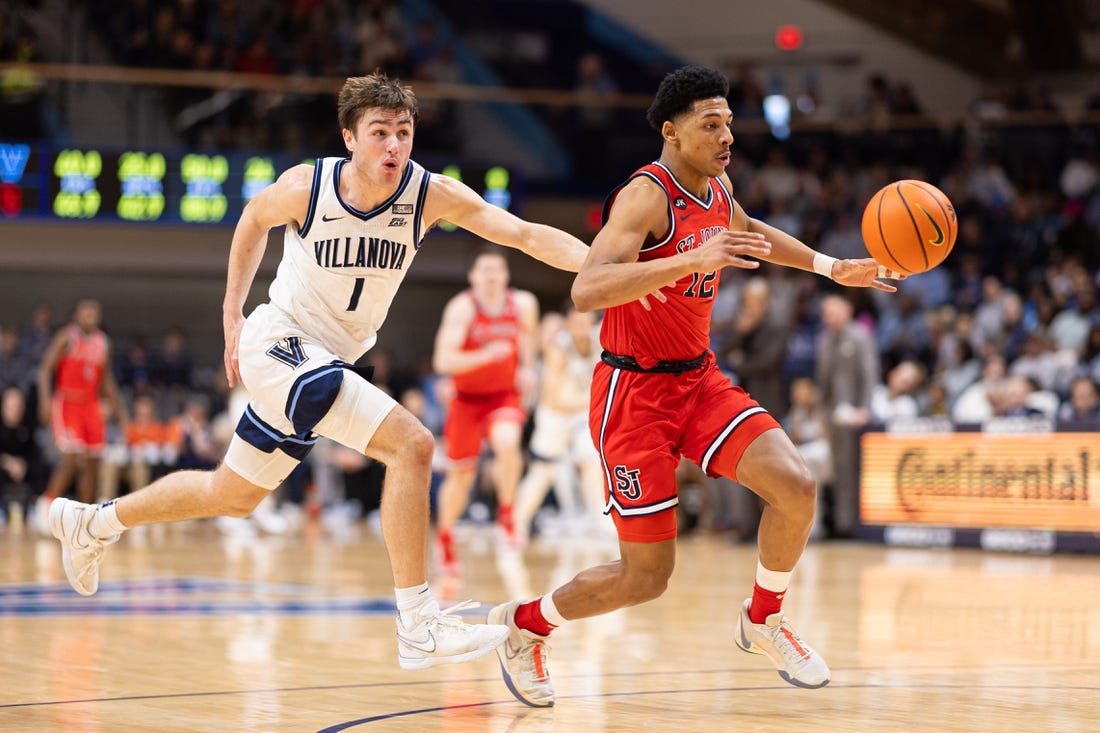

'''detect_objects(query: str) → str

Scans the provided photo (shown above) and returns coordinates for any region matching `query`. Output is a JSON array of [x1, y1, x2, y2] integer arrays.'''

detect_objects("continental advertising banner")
[[860, 430, 1100, 532]]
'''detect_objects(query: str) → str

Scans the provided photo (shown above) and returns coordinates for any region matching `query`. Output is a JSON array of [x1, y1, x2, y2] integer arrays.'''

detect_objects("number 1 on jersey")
[[347, 277, 365, 311]]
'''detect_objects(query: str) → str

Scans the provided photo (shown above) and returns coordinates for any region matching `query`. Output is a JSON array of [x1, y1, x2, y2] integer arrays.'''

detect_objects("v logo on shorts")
[[266, 336, 307, 368]]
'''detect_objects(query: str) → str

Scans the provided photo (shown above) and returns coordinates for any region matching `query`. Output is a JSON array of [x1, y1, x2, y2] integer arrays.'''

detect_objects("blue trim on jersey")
[[333, 158, 414, 221], [412, 171, 431, 248], [298, 158, 325, 239], [235, 406, 317, 461], [285, 364, 346, 435]]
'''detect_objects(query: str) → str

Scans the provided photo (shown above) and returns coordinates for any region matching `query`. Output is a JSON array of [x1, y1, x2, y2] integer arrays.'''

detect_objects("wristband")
[[812, 252, 838, 279]]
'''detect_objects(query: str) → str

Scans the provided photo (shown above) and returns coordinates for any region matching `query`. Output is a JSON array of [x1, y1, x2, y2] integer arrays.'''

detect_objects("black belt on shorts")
[[600, 350, 707, 375]]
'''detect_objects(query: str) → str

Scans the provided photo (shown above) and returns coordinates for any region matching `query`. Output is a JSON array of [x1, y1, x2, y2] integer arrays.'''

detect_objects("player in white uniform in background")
[[513, 304, 608, 543], [46, 72, 590, 672]]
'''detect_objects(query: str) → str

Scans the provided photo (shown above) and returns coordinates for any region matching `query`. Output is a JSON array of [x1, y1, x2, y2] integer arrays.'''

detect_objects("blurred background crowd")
[[1, 0, 1099, 540]]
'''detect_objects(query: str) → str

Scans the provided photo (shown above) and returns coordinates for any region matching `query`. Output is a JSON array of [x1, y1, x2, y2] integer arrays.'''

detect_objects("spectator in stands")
[[994, 376, 1045, 418], [0, 325, 35, 393], [1058, 376, 1100, 422], [952, 353, 1007, 424], [816, 294, 879, 538], [720, 277, 789, 415], [99, 393, 173, 502], [169, 394, 219, 471], [19, 301, 55, 366], [0, 385, 39, 526], [781, 378, 832, 540], [870, 360, 925, 424]]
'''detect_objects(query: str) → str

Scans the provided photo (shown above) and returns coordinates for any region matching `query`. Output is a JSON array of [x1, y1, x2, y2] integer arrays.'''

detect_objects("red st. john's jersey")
[[599, 161, 734, 366], [452, 289, 521, 396], [55, 324, 107, 403]]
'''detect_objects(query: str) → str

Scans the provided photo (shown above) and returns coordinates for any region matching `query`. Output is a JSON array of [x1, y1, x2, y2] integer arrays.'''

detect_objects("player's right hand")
[[223, 313, 245, 388], [689, 230, 771, 272], [481, 339, 516, 362]]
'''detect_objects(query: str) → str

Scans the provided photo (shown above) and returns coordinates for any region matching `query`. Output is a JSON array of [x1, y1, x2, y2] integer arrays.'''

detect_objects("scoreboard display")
[[0, 143, 519, 225]]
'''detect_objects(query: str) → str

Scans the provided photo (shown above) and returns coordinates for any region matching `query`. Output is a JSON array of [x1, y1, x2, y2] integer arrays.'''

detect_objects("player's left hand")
[[637, 288, 668, 311], [831, 258, 906, 292]]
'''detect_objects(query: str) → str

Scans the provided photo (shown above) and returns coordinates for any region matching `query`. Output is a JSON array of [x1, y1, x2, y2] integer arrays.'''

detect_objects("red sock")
[[749, 582, 786, 624], [437, 530, 456, 564], [497, 503, 514, 534], [514, 597, 556, 636]]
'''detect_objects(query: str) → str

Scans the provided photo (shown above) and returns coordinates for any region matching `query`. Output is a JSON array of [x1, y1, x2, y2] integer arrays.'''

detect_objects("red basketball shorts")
[[589, 354, 779, 542], [51, 397, 106, 454], [444, 391, 526, 464]]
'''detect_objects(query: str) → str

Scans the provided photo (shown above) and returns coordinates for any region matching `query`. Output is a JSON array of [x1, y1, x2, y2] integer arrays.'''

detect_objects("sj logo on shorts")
[[613, 465, 642, 501]]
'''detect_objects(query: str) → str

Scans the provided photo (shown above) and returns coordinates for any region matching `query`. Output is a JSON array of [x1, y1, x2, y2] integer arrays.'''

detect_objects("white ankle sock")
[[539, 592, 567, 627], [755, 560, 793, 593], [88, 500, 128, 539], [395, 583, 432, 624]]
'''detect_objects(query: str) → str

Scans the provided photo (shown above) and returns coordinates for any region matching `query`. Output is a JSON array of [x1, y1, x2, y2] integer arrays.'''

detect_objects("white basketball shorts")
[[224, 303, 397, 489]]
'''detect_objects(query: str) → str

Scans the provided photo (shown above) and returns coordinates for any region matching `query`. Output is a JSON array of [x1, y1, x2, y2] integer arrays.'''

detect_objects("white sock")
[[88, 500, 128, 539], [755, 560, 793, 593], [539, 592, 567, 627], [395, 583, 433, 625]]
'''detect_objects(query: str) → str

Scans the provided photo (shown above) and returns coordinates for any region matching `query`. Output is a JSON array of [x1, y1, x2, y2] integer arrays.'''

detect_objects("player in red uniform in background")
[[433, 247, 539, 573], [489, 65, 905, 706], [35, 299, 127, 517]]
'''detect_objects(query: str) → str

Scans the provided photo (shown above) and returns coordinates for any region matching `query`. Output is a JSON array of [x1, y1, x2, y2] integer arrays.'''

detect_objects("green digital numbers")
[[242, 156, 275, 202], [117, 151, 166, 221], [53, 149, 102, 218], [180, 153, 229, 223]]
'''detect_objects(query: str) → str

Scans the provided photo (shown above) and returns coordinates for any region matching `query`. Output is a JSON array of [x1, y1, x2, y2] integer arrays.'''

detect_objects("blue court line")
[[5, 667, 1095, 711], [0, 598, 400, 615], [0, 577, 321, 598], [317, 682, 1100, 731]]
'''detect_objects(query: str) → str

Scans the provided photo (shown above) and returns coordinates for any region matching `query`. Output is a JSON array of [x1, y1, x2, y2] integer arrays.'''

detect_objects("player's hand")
[[481, 340, 515, 362], [832, 258, 906, 292], [637, 287, 671, 311], [689, 230, 771, 272], [223, 312, 245, 388], [516, 364, 537, 397]]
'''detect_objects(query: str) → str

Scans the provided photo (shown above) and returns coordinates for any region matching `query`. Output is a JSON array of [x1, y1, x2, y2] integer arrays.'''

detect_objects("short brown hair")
[[337, 73, 419, 132]]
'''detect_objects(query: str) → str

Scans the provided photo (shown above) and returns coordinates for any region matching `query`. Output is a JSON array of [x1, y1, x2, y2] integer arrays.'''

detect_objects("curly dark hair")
[[645, 65, 730, 131]]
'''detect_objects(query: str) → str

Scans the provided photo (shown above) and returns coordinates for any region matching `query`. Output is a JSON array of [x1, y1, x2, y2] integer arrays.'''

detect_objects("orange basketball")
[[861, 180, 957, 275]]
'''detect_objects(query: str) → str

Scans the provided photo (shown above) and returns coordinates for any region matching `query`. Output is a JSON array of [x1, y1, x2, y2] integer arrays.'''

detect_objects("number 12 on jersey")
[[683, 271, 716, 298]]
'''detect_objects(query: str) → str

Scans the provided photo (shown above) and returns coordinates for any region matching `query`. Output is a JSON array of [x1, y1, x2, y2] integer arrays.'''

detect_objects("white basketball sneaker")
[[396, 599, 509, 671], [487, 600, 555, 707], [735, 598, 831, 688], [49, 498, 120, 596]]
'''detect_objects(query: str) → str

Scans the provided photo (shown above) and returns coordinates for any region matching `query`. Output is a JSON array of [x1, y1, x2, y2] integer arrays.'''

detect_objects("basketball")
[[861, 180, 957, 275]]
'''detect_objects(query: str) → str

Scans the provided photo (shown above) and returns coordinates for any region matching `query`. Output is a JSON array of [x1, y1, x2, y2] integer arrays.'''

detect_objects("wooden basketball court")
[[1, 520, 1097, 731]]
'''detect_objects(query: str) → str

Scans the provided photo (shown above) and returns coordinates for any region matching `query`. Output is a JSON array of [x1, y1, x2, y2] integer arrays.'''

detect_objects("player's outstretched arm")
[[222, 163, 312, 387], [745, 216, 904, 292], [572, 177, 770, 312], [423, 174, 588, 272]]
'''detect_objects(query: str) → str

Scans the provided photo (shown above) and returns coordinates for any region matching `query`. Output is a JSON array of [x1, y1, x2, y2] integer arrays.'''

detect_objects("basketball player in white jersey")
[[513, 304, 606, 544], [46, 73, 591, 672]]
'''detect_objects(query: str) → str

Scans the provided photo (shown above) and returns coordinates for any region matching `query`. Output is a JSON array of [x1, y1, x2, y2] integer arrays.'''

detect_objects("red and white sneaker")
[[734, 598, 830, 688], [488, 600, 555, 707]]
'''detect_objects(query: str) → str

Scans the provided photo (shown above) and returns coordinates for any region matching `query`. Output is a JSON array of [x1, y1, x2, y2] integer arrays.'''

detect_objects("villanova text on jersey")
[[313, 236, 408, 270]]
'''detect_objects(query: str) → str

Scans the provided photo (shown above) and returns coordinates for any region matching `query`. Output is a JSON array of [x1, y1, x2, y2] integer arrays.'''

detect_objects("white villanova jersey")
[[268, 157, 431, 360]]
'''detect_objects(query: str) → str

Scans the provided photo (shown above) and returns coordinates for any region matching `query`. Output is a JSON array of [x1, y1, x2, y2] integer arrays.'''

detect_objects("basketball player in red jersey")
[[433, 247, 538, 572], [35, 299, 127, 514], [489, 65, 905, 706]]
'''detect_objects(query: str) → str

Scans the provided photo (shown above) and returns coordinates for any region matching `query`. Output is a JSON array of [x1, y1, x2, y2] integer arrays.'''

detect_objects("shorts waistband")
[[600, 350, 707, 375]]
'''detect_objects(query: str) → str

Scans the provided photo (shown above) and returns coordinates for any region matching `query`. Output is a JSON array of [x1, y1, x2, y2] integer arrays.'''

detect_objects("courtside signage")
[[861, 431, 1100, 532]]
